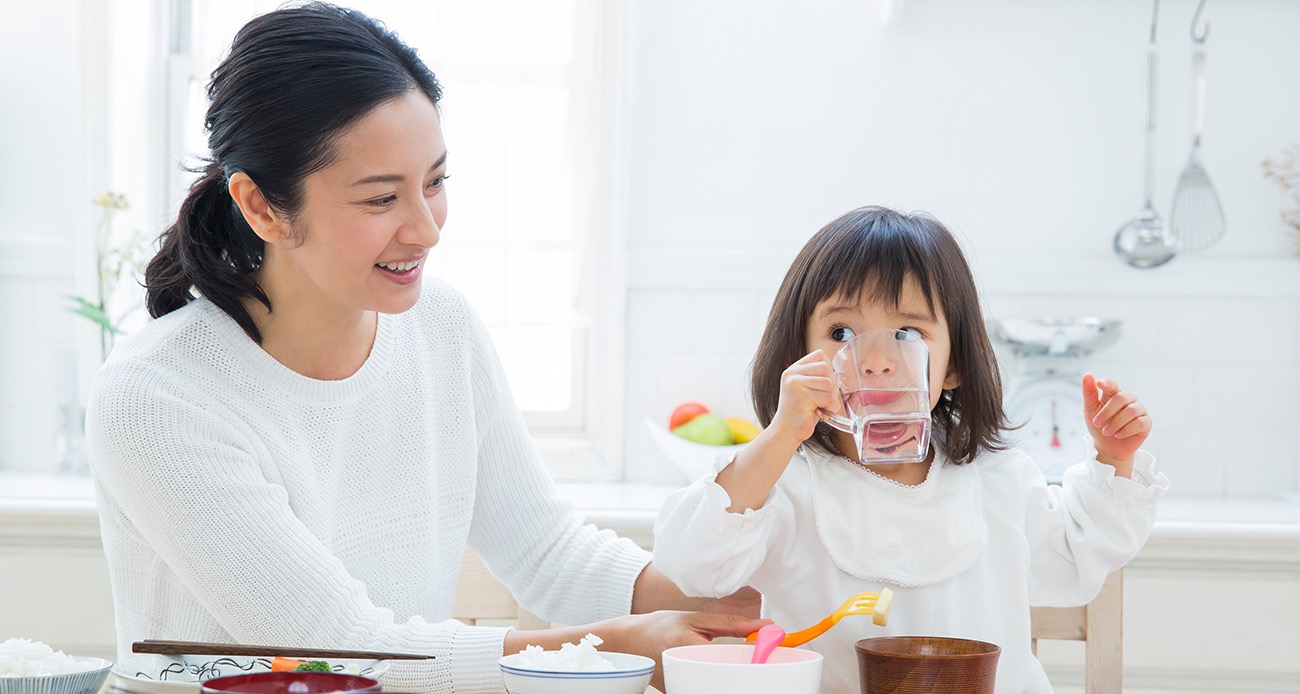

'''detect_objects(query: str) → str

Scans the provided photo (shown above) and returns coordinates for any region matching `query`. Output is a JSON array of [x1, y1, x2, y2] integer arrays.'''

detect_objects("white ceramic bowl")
[[644, 419, 747, 483], [0, 657, 113, 694], [498, 651, 654, 694], [662, 644, 822, 694]]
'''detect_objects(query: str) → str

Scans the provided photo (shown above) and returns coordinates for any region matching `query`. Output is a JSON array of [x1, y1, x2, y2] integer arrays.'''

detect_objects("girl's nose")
[[862, 359, 895, 377]]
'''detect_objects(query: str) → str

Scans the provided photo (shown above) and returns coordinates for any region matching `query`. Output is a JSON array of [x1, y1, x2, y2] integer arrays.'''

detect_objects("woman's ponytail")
[[144, 163, 270, 342]]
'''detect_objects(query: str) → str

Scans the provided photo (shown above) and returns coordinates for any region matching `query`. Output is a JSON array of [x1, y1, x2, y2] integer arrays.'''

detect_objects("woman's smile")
[[375, 254, 425, 285]]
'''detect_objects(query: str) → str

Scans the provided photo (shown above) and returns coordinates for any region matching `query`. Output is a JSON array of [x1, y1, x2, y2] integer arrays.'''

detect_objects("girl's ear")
[[942, 367, 962, 390], [228, 172, 289, 243]]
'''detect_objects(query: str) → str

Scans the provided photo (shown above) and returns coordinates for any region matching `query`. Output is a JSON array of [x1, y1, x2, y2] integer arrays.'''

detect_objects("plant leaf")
[[65, 296, 121, 334]]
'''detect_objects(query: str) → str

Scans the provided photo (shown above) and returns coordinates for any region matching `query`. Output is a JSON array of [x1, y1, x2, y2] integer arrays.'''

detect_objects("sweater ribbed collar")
[[196, 298, 395, 405]]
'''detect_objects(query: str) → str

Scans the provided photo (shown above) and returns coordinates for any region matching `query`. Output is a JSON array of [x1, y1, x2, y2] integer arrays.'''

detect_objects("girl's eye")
[[830, 326, 856, 342], [896, 327, 923, 340]]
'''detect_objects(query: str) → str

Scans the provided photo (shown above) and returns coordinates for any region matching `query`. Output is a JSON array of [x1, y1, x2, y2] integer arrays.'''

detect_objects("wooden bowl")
[[854, 636, 1000, 694]]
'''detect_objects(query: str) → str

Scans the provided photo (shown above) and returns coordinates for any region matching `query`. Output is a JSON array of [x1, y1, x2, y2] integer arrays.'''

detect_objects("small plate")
[[110, 656, 388, 694]]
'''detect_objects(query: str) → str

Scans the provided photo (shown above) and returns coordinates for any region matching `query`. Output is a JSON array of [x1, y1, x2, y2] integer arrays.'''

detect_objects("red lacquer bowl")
[[200, 672, 380, 694]]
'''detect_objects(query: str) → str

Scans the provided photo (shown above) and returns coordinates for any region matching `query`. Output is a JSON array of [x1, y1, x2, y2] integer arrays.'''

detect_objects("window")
[[109, 0, 626, 477]]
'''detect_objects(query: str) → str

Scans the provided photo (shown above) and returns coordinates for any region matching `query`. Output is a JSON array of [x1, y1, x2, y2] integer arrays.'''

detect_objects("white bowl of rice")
[[498, 634, 653, 694], [0, 639, 112, 694]]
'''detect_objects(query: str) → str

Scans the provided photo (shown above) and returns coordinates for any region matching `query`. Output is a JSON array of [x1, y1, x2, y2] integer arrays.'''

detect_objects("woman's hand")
[[601, 611, 771, 691], [767, 350, 840, 449], [1081, 373, 1152, 479]]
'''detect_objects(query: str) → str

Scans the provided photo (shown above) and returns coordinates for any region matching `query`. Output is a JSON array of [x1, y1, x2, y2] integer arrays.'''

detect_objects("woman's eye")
[[366, 194, 397, 207], [830, 326, 856, 342], [426, 173, 450, 191]]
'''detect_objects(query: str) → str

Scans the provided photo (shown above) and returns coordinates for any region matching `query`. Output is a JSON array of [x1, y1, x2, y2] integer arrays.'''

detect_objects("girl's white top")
[[654, 443, 1169, 694], [86, 279, 649, 694]]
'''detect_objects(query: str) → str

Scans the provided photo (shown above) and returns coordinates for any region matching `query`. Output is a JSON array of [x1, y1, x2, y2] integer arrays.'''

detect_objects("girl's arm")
[[1023, 374, 1165, 605], [1022, 448, 1169, 606], [716, 350, 839, 512]]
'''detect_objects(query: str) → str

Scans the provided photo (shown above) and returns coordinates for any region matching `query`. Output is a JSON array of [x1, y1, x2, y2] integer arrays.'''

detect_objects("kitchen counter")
[[4, 471, 1300, 549]]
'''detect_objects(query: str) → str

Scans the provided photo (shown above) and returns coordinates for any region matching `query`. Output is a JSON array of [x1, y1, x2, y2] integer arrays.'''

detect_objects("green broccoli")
[[293, 661, 333, 673]]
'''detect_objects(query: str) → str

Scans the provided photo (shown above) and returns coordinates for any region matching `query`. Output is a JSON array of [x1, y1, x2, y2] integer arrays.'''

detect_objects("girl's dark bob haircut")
[[750, 205, 1009, 465]]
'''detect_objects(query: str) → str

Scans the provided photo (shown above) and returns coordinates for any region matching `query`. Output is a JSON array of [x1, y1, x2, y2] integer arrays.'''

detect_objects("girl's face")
[[805, 274, 961, 414], [267, 89, 448, 316]]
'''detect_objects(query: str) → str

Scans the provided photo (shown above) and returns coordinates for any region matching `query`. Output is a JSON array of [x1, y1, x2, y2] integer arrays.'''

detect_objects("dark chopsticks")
[[132, 639, 435, 660]]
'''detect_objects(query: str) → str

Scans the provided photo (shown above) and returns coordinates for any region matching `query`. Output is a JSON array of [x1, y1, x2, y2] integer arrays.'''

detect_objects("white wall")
[[620, 0, 1300, 496]]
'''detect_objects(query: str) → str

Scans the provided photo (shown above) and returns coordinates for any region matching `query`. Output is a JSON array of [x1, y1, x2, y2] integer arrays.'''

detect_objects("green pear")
[[672, 413, 735, 445]]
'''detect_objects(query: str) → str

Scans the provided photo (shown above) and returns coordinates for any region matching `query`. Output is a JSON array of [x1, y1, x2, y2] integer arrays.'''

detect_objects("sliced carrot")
[[271, 657, 307, 672]]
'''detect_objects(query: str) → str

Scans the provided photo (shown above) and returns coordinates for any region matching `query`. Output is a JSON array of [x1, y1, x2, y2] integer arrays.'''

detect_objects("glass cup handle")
[[817, 407, 856, 434]]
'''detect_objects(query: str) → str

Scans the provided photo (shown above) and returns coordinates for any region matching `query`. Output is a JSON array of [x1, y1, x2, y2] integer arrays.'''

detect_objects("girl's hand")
[[767, 350, 840, 449], [1081, 373, 1151, 478]]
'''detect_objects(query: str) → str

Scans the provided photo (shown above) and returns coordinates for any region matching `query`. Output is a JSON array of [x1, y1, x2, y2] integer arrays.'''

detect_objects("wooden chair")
[[452, 548, 549, 629], [1031, 569, 1123, 693]]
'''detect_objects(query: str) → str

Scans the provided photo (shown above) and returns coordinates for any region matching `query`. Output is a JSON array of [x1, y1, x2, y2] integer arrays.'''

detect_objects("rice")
[[0, 638, 96, 677], [513, 633, 615, 672]]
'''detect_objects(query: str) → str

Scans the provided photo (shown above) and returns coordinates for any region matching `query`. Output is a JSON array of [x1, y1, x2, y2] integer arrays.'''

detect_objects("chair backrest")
[[452, 548, 549, 629], [1030, 569, 1123, 694]]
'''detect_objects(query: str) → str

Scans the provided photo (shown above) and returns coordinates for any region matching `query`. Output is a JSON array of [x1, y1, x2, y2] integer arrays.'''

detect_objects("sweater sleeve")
[[1022, 448, 1170, 607], [86, 361, 509, 694], [652, 456, 798, 598], [459, 303, 651, 627]]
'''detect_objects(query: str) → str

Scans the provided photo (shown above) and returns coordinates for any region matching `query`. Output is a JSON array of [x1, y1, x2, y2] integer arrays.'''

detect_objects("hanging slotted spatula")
[[1170, 0, 1225, 252]]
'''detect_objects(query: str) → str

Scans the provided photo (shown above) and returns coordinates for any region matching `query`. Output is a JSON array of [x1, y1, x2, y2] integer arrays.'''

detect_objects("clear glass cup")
[[819, 328, 932, 465]]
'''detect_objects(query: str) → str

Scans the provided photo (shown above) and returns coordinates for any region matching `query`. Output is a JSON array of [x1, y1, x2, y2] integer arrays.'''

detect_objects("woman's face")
[[269, 89, 448, 316]]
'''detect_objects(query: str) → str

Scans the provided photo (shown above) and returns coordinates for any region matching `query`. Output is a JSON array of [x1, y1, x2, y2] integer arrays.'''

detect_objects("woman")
[[85, 4, 763, 693]]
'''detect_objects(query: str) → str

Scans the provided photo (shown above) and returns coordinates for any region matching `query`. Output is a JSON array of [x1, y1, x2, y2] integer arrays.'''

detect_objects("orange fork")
[[746, 588, 894, 648]]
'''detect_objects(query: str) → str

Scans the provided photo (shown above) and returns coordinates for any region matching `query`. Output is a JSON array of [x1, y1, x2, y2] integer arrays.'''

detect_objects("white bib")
[[804, 446, 988, 587]]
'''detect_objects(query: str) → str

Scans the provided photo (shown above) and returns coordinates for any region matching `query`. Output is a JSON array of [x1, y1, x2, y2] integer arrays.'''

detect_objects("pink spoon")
[[749, 624, 787, 664]]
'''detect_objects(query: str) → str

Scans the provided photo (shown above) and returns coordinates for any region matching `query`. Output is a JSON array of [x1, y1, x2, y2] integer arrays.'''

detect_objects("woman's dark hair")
[[750, 206, 1009, 465], [145, 2, 442, 341]]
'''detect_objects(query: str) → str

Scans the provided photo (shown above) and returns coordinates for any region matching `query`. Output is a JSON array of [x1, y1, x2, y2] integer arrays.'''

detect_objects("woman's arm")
[[631, 562, 763, 617]]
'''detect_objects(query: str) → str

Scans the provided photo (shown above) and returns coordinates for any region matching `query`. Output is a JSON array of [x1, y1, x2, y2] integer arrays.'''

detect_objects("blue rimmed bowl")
[[499, 651, 654, 694], [0, 657, 113, 694]]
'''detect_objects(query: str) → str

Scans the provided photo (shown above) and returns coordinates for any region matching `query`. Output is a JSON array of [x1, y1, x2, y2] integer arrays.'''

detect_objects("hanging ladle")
[[1114, 0, 1177, 268]]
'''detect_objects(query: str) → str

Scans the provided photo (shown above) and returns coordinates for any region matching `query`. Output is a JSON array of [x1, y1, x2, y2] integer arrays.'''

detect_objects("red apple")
[[669, 402, 710, 430]]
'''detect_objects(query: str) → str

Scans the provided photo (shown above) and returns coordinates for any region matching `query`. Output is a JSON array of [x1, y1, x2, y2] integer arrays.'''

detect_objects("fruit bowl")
[[645, 420, 746, 483]]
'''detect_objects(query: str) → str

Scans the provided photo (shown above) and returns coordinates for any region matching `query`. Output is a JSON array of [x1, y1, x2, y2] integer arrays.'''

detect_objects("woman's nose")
[[400, 198, 441, 248]]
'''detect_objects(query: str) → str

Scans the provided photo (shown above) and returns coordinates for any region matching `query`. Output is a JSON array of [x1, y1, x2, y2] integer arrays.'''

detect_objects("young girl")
[[654, 206, 1169, 693]]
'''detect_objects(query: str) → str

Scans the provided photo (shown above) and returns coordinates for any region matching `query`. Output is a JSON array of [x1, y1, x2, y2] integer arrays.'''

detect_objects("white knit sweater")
[[86, 279, 650, 694]]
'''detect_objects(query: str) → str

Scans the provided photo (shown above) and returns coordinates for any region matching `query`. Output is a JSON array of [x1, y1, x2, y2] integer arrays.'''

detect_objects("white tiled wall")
[[624, 270, 1300, 499]]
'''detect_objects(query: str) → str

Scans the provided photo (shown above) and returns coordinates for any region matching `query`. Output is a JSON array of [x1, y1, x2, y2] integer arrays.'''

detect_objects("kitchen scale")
[[988, 317, 1122, 484]]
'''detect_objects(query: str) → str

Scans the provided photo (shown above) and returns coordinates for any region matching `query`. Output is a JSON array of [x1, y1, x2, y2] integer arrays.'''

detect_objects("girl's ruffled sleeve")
[[1024, 448, 1170, 606], [653, 455, 797, 598]]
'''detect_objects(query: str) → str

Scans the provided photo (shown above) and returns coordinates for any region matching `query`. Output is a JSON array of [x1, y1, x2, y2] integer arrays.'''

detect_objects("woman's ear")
[[228, 172, 288, 243]]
